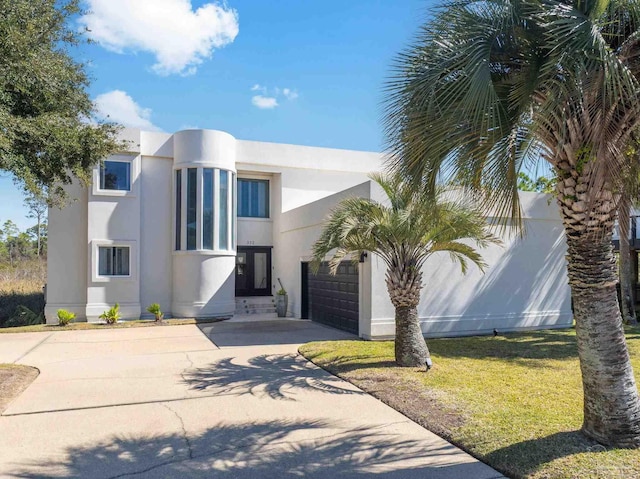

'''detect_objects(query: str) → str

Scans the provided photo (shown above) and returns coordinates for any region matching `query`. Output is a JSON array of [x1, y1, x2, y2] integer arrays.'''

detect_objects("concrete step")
[[235, 297, 277, 316]]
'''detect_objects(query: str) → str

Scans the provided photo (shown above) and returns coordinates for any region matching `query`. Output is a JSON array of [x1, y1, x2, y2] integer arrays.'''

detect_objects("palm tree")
[[384, 0, 640, 447], [311, 174, 499, 367]]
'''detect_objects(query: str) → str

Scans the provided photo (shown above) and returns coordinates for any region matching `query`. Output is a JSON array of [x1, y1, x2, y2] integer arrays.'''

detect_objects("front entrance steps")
[[235, 296, 277, 316]]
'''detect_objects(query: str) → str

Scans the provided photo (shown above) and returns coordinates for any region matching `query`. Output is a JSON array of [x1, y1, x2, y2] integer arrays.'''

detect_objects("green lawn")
[[300, 328, 640, 479]]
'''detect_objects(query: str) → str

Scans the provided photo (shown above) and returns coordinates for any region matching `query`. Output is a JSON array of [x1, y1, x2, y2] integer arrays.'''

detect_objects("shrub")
[[57, 309, 75, 326], [99, 303, 120, 324], [5, 305, 44, 327], [146, 303, 163, 321]]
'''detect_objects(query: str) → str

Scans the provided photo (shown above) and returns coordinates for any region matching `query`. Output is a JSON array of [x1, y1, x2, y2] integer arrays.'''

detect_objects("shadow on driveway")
[[10, 418, 495, 479], [198, 319, 356, 348], [183, 353, 360, 400]]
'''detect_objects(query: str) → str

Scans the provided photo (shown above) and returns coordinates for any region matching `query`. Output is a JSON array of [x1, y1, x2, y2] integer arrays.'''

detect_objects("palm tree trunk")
[[395, 305, 430, 367], [558, 188, 640, 447], [619, 198, 637, 325]]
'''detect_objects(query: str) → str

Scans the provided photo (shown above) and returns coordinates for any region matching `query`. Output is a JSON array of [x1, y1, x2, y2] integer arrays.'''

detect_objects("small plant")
[[99, 303, 120, 324], [146, 303, 164, 322], [276, 278, 287, 296], [57, 309, 75, 326]]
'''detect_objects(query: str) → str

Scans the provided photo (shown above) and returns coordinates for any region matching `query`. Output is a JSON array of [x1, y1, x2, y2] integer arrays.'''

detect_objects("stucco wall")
[[367, 189, 572, 339], [85, 153, 141, 321], [140, 156, 173, 316], [45, 181, 88, 322]]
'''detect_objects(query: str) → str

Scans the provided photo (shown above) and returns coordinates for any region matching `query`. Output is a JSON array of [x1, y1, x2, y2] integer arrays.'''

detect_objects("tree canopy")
[[0, 0, 122, 201]]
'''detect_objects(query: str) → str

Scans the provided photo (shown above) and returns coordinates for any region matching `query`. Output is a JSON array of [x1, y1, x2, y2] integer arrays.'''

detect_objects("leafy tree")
[[384, 0, 640, 446], [312, 174, 499, 367], [517, 173, 556, 194], [24, 190, 47, 256], [2, 220, 20, 266], [0, 0, 122, 201]]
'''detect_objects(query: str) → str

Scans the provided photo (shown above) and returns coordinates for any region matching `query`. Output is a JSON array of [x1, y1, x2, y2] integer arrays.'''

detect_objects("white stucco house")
[[45, 128, 573, 339]]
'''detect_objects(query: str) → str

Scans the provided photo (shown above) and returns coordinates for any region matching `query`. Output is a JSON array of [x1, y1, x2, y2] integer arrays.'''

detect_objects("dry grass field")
[[0, 259, 46, 327]]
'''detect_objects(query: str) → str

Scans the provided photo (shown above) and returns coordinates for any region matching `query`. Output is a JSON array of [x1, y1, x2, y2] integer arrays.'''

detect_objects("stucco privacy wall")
[[367, 189, 573, 339]]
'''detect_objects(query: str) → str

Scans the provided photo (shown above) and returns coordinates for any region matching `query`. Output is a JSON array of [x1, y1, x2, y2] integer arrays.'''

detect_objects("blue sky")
[[2, 0, 430, 230]]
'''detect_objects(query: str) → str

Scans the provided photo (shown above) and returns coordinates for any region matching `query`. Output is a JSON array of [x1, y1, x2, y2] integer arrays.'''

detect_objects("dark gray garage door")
[[301, 261, 359, 334]]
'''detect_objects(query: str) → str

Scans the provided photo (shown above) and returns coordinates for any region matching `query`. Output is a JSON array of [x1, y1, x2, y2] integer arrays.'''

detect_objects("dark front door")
[[236, 247, 272, 296]]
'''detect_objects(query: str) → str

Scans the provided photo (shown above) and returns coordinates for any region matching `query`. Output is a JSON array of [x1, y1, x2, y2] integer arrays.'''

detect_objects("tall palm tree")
[[384, 0, 640, 447], [311, 173, 499, 367]]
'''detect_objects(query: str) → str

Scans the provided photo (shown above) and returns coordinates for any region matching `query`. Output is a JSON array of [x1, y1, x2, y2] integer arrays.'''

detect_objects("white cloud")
[[251, 95, 278, 109], [283, 88, 299, 100], [250, 85, 298, 109], [80, 0, 239, 76], [94, 90, 162, 131]]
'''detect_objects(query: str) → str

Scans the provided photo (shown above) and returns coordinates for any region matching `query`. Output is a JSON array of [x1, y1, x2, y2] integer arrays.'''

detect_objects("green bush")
[[5, 305, 44, 327], [99, 303, 120, 324], [57, 309, 75, 326], [146, 303, 163, 321]]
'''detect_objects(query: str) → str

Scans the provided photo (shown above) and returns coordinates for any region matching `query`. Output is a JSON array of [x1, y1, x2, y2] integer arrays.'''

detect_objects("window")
[[175, 167, 235, 252], [203, 169, 214, 250], [186, 168, 197, 250], [238, 179, 269, 218], [219, 170, 229, 249], [100, 161, 131, 191], [175, 170, 182, 250], [98, 246, 130, 276]]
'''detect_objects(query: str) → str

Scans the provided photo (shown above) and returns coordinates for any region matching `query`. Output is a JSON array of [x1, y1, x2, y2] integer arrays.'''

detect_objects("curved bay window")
[[175, 167, 235, 252]]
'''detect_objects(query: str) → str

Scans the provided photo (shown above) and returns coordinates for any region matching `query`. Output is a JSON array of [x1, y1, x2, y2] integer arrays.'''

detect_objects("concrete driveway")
[[0, 319, 504, 478]]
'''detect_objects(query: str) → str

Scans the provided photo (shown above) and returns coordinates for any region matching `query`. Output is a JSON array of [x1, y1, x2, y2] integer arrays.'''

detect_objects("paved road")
[[0, 319, 505, 478]]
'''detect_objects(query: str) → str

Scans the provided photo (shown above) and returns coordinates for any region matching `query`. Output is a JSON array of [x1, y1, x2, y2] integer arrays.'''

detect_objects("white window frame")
[[92, 155, 139, 198], [91, 240, 137, 283]]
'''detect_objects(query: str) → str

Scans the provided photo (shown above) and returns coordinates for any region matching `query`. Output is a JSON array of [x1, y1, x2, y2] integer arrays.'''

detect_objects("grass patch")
[[0, 364, 39, 413], [300, 328, 640, 479], [0, 317, 228, 334]]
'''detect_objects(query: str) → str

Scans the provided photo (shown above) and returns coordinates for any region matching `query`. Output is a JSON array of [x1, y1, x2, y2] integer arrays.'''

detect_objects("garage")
[[301, 261, 359, 335]]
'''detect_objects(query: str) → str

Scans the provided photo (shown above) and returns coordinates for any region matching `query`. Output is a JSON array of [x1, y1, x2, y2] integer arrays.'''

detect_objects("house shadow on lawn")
[[183, 353, 363, 400], [10, 419, 490, 479], [485, 430, 612, 478]]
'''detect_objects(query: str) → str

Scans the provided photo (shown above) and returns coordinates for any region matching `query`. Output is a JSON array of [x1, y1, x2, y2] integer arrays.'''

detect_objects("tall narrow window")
[[231, 173, 236, 249], [238, 179, 269, 218], [219, 170, 229, 250], [175, 170, 182, 250], [203, 168, 214, 250], [186, 168, 197, 250]]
